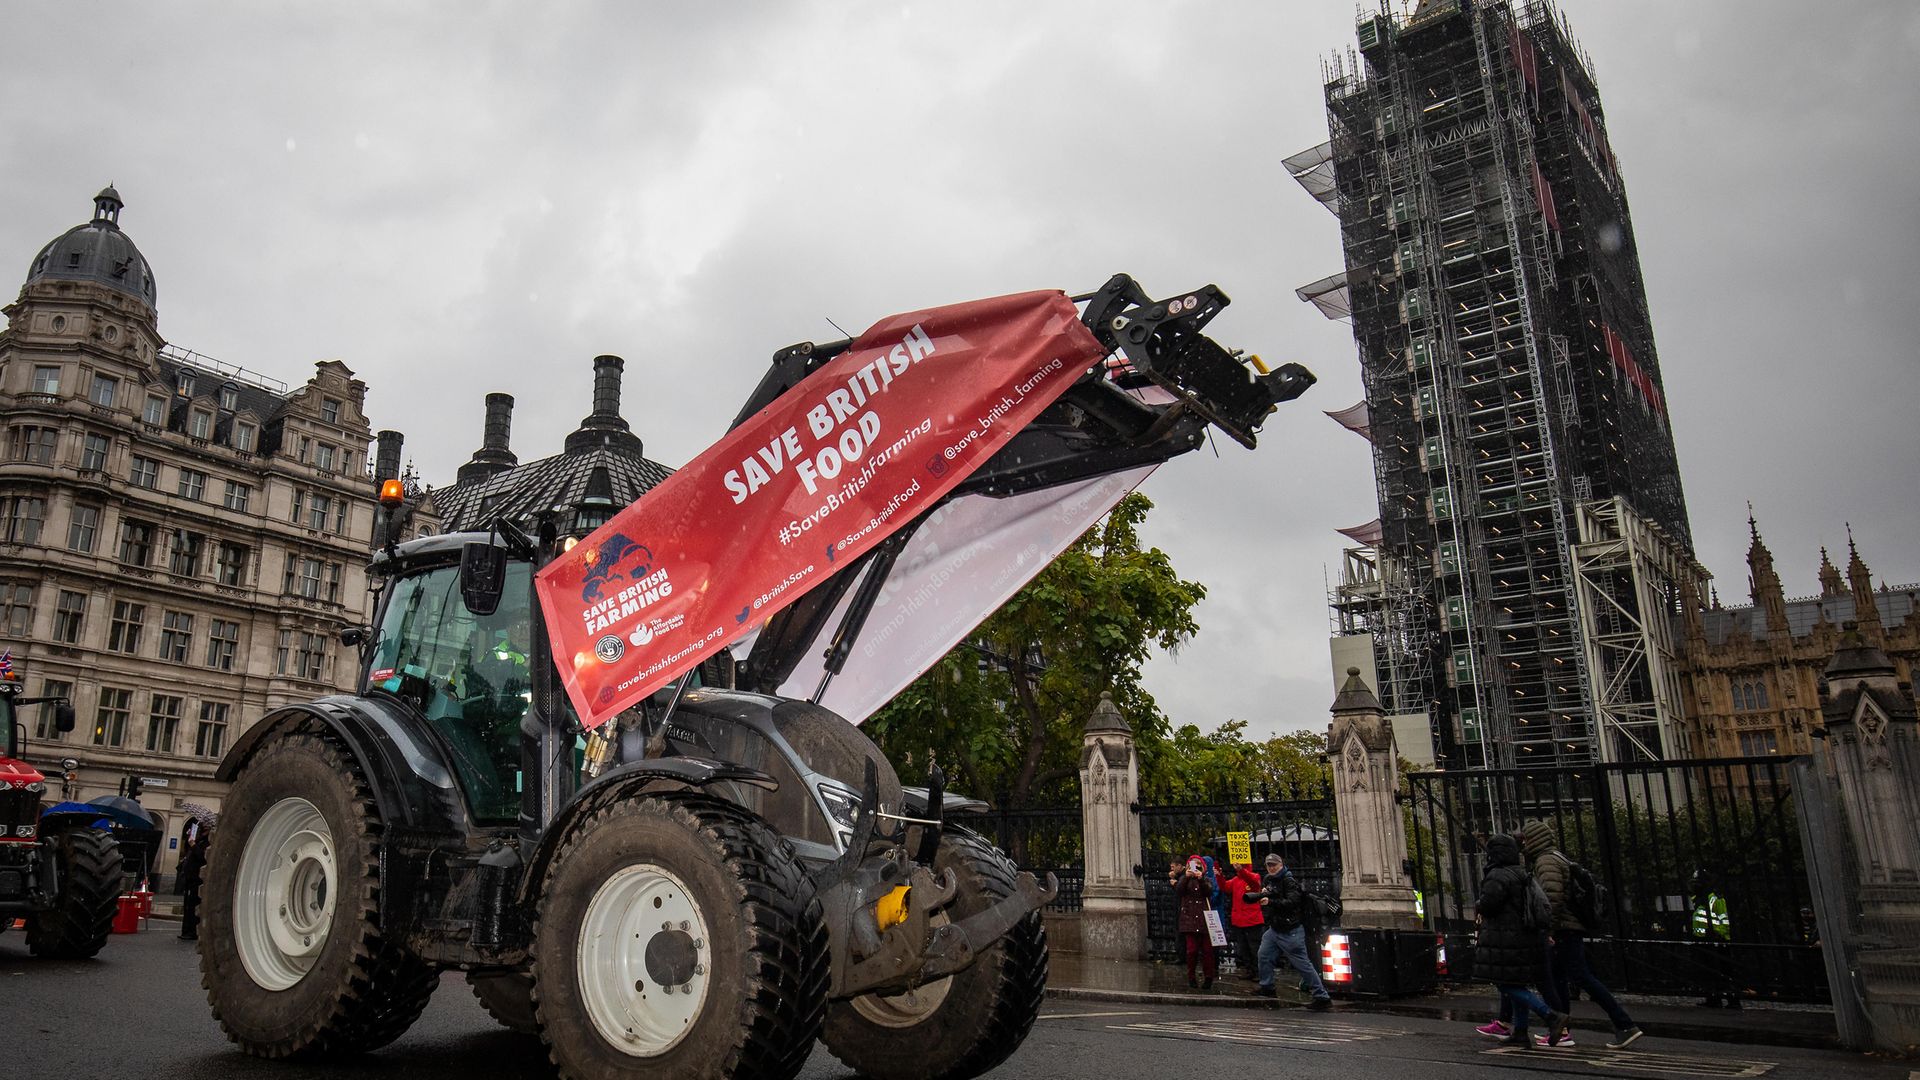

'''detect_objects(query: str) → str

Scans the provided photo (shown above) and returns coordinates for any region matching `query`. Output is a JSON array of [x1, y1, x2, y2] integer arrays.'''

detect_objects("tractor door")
[[367, 560, 535, 822]]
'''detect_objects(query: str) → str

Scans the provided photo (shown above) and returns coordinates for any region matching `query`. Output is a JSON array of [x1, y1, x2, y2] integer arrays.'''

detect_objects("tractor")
[[199, 275, 1314, 1079], [0, 672, 123, 958]]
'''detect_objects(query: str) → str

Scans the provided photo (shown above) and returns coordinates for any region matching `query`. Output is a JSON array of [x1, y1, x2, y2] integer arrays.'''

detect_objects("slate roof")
[[1700, 587, 1920, 648], [432, 444, 674, 534], [26, 187, 157, 309]]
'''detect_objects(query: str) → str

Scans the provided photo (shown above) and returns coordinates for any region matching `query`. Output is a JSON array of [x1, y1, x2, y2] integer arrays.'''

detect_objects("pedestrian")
[[1472, 833, 1569, 1049], [1221, 861, 1267, 977], [1520, 820, 1642, 1049], [177, 822, 210, 942], [1241, 852, 1332, 1010], [1690, 869, 1739, 1008], [1171, 854, 1217, 989]]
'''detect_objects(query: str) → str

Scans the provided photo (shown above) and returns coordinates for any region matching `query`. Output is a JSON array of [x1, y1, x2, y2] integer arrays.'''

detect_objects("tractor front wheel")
[[530, 793, 828, 1080], [822, 827, 1050, 1080], [25, 827, 121, 958]]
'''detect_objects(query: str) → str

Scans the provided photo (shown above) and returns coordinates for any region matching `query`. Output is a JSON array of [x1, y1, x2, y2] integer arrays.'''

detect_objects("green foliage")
[[1139, 722, 1330, 803], [865, 492, 1204, 809]]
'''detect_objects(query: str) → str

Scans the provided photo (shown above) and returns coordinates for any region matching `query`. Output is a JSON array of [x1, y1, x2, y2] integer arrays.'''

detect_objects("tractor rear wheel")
[[821, 827, 1049, 1080], [200, 733, 437, 1057], [25, 827, 120, 958], [530, 793, 828, 1080]]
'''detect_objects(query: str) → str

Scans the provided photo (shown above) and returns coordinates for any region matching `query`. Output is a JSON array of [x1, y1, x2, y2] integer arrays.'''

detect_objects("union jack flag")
[[0, 650, 12, 680]]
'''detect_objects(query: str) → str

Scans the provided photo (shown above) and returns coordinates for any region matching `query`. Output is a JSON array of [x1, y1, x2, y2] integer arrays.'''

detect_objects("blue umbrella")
[[40, 801, 114, 829], [84, 795, 157, 830]]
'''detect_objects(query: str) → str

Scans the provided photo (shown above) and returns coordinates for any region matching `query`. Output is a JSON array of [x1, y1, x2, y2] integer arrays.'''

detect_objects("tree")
[[1138, 722, 1329, 803], [865, 492, 1203, 809]]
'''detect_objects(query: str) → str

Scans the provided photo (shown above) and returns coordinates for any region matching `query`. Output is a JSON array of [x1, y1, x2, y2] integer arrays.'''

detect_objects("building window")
[[322, 398, 341, 425], [34, 680, 72, 741], [129, 455, 159, 489], [146, 694, 183, 753], [176, 371, 196, 396], [89, 373, 119, 408], [31, 365, 61, 395], [1738, 731, 1780, 756], [219, 385, 239, 411], [118, 519, 155, 566], [0, 582, 31, 636], [296, 437, 311, 463], [168, 531, 204, 576], [52, 590, 86, 643], [307, 494, 330, 532], [206, 619, 240, 671], [223, 480, 251, 512], [1, 496, 46, 544], [142, 396, 167, 426], [195, 701, 230, 758], [216, 541, 249, 587], [233, 422, 256, 452], [159, 610, 193, 662], [296, 632, 326, 681], [290, 489, 304, 524], [327, 561, 343, 603], [332, 498, 347, 535], [10, 425, 59, 464], [81, 432, 109, 471], [285, 555, 326, 599], [108, 600, 146, 654], [67, 505, 99, 553], [94, 688, 132, 747], [177, 468, 208, 501], [189, 409, 213, 440], [316, 443, 336, 471], [276, 628, 291, 674], [1730, 678, 1772, 712], [50, 314, 67, 333]]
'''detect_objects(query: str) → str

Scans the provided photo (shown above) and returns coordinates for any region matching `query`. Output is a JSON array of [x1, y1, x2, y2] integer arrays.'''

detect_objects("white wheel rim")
[[849, 910, 953, 1028], [577, 864, 712, 1056], [233, 797, 337, 992]]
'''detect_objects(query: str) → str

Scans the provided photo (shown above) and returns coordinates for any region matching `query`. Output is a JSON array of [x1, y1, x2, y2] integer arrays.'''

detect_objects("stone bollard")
[[1077, 691, 1147, 960]]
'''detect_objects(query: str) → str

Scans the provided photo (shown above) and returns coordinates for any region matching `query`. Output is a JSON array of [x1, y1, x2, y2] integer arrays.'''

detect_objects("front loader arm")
[[738, 274, 1314, 700]]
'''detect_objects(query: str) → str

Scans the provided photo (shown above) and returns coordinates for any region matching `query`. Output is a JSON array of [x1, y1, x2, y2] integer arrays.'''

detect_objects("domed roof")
[[25, 186, 157, 309]]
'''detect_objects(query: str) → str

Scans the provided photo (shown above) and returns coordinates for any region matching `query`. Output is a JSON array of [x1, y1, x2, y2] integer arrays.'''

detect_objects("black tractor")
[[0, 676, 122, 958], [198, 276, 1313, 1079]]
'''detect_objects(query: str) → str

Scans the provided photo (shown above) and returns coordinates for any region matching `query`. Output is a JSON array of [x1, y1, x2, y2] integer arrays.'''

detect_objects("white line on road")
[[1039, 1010, 1154, 1020], [1111, 1017, 1412, 1048]]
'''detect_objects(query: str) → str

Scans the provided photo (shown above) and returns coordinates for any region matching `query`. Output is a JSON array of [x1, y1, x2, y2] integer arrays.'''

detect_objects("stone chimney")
[[374, 429, 404, 484], [566, 354, 645, 454], [456, 392, 519, 485]]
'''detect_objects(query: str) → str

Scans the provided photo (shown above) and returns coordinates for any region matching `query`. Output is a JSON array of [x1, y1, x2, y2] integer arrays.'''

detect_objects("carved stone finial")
[[1083, 689, 1131, 736]]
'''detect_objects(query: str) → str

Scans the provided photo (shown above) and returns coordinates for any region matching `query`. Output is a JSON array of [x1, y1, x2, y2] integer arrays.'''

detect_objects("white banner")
[[771, 466, 1156, 725]]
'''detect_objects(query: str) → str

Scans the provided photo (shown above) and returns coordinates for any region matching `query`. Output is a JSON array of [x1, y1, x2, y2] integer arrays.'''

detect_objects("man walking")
[[1239, 853, 1332, 1010], [1520, 820, 1642, 1049]]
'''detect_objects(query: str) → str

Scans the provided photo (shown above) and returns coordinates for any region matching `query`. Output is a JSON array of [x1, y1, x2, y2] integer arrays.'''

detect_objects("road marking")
[[1110, 1016, 1410, 1048], [1484, 1045, 1775, 1077], [1039, 1010, 1154, 1020]]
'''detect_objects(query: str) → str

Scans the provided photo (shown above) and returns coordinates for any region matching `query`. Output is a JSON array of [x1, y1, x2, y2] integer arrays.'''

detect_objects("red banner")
[[534, 289, 1105, 728]]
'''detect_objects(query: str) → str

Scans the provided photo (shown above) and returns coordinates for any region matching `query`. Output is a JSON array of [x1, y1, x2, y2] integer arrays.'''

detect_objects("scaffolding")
[[1297, 0, 1693, 768], [1571, 496, 1703, 763]]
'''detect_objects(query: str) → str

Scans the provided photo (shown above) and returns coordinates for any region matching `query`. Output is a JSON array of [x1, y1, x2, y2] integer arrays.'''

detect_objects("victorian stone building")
[[0, 188, 400, 878], [1678, 516, 1918, 758]]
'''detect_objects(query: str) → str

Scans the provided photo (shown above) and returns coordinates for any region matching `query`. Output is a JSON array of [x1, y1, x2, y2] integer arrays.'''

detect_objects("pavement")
[[6, 920, 1906, 1080], [1047, 952, 1847, 1050]]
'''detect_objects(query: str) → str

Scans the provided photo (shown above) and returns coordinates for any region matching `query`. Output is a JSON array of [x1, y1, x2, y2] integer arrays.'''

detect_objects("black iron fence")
[[1406, 756, 1826, 1002], [966, 804, 1083, 913], [1141, 785, 1338, 961]]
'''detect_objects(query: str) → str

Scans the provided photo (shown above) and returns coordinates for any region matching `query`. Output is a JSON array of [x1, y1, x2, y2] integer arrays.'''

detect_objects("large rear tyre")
[[469, 970, 539, 1034], [822, 827, 1049, 1080], [25, 828, 120, 958], [530, 793, 828, 1080], [200, 733, 437, 1058]]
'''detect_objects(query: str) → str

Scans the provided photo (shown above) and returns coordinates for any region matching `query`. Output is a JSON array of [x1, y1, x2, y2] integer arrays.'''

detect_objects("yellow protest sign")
[[1227, 831, 1252, 866]]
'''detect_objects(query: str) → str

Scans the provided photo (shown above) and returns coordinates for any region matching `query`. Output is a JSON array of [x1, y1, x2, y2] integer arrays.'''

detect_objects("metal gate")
[[1140, 787, 1338, 961], [1406, 756, 1827, 1001]]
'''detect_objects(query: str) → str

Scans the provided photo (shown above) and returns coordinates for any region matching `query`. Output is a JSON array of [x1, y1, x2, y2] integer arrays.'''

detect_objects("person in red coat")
[[1221, 862, 1267, 977], [1171, 854, 1218, 989]]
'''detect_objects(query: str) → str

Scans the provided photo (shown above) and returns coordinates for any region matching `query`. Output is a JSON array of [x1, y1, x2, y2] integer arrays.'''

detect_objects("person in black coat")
[[176, 822, 210, 942], [1240, 853, 1331, 1008], [1475, 833, 1568, 1048]]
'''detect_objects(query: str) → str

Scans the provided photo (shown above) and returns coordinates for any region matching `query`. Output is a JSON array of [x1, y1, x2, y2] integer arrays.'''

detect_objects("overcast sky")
[[7, 2, 1917, 740]]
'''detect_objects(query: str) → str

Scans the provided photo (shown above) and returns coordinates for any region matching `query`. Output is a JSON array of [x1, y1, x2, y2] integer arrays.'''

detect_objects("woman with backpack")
[[1473, 832, 1570, 1050], [1522, 819, 1644, 1048]]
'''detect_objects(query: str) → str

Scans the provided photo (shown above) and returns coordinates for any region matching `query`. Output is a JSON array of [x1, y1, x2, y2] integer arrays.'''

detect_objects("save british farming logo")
[[578, 533, 676, 636]]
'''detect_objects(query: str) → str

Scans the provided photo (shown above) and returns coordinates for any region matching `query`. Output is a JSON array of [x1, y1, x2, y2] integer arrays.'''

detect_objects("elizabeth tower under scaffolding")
[[1295, 1, 1698, 768]]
